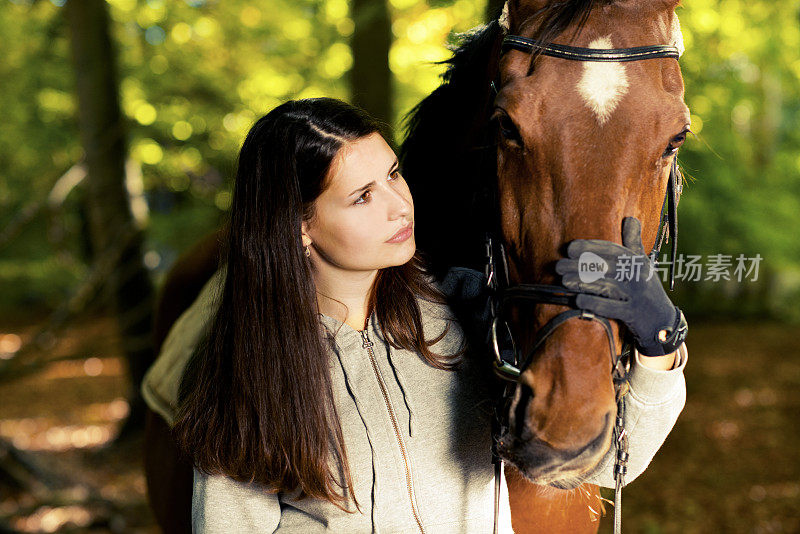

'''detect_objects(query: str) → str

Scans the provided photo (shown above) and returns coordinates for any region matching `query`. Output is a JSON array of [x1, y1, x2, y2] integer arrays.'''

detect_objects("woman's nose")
[[388, 188, 412, 219]]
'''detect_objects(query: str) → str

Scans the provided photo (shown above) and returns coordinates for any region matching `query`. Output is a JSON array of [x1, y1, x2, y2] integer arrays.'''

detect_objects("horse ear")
[[500, 0, 550, 34], [498, 1, 510, 32], [668, 12, 685, 57], [637, 1, 684, 56]]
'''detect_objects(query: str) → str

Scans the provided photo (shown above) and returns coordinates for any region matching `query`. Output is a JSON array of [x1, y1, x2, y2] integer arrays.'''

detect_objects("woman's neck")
[[312, 264, 378, 331]]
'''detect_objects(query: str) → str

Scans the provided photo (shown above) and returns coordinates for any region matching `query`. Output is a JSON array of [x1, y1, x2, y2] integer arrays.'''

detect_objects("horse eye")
[[663, 131, 688, 157], [491, 108, 523, 148]]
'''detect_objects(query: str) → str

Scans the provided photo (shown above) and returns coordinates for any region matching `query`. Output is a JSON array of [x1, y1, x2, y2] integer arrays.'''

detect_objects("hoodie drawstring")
[[333, 343, 377, 533], [385, 343, 415, 437], [369, 315, 416, 438]]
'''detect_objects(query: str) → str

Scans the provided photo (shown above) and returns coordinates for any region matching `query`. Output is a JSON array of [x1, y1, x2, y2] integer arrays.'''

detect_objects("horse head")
[[491, 0, 688, 487]]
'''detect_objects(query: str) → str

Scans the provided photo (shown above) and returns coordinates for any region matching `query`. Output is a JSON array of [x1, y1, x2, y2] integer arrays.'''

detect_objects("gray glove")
[[554, 217, 687, 356]]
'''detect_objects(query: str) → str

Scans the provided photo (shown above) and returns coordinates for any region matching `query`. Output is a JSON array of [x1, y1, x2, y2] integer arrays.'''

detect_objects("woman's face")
[[301, 132, 415, 273]]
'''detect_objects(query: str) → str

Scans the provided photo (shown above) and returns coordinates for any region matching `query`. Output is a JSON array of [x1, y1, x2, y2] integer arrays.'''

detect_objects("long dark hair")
[[172, 98, 458, 512]]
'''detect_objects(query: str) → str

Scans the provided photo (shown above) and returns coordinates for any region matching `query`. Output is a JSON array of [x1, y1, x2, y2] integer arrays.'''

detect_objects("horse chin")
[[496, 414, 613, 487], [547, 477, 585, 490], [502, 456, 593, 490], [504, 457, 601, 491]]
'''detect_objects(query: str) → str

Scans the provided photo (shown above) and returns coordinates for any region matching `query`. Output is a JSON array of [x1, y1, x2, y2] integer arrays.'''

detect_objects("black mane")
[[399, 20, 504, 278], [399, 1, 605, 279]]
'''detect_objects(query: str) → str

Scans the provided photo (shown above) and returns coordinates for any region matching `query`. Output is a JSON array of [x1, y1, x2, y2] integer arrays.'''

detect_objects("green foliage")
[[677, 1, 800, 263], [0, 0, 489, 316], [0, 0, 798, 319], [667, 1, 800, 318], [0, 2, 78, 214]]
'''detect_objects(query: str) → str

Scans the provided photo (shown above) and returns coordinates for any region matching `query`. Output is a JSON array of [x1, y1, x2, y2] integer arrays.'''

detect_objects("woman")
[[143, 97, 687, 533]]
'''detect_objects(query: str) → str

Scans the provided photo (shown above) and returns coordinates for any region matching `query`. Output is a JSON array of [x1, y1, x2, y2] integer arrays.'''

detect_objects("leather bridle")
[[488, 34, 683, 534]]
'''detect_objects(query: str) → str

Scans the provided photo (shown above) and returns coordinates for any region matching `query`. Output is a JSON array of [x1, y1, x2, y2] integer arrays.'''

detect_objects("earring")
[[305, 244, 311, 257]]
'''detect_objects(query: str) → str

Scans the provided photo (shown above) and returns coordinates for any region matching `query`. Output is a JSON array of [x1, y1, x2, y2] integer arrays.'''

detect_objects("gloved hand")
[[554, 217, 687, 356]]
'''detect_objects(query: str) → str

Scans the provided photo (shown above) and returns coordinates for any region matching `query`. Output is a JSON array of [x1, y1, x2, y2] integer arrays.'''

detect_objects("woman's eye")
[[389, 167, 404, 181], [354, 191, 371, 205]]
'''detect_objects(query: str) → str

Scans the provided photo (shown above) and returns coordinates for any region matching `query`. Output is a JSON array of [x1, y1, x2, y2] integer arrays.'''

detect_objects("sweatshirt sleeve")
[[141, 267, 225, 426], [192, 468, 281, 533], [585, 342, 688, 488]]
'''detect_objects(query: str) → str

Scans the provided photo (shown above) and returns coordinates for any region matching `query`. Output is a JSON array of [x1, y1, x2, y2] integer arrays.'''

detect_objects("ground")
[[601, 321, 800, 534], [0, 316, 798, 533]]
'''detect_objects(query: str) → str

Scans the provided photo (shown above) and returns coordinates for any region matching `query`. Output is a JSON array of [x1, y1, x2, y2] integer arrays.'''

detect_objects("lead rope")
[[491, 381, 515, 534], [491, 383, 512, 534], [612, 350, 631, 534], [613, 395, 629, 534], [493, 459, 502, 534], [488, 235, 506, 534]]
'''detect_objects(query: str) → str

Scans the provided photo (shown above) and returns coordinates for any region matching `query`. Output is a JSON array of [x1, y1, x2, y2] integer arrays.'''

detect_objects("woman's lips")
[[386, 222, 413, 243]]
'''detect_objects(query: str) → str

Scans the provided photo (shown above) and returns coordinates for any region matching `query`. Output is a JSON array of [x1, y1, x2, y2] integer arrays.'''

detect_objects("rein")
[[487, 34, 683, 534]]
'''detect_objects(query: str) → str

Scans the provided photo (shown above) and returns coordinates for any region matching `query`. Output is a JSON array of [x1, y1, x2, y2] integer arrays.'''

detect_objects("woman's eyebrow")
[[348, 181, 375, 197], [347, 158, 400, 197]]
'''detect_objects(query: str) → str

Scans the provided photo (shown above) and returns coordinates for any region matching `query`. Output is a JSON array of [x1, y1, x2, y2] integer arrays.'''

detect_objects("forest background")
[[0, 0, 798, 532]]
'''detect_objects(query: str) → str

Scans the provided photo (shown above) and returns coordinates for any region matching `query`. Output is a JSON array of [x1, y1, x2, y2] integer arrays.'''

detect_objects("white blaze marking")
[[577, 36, 629, 125]]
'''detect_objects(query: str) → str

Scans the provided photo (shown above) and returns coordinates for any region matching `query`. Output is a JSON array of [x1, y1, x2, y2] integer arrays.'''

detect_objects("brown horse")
[[401, 0, 687, 531], [493, 0, 687, 488], [144, 1, 687, 532]]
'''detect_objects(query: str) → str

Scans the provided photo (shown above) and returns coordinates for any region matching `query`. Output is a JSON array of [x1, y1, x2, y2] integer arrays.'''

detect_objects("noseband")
[[488, 34, 683, 534]]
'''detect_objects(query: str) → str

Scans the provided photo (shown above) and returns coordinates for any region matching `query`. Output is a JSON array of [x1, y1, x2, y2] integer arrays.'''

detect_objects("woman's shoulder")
[[141, 267, 226, 425]]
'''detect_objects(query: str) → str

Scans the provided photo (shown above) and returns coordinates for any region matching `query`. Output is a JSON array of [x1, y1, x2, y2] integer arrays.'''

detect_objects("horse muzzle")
[[496, 410, 613, 488]]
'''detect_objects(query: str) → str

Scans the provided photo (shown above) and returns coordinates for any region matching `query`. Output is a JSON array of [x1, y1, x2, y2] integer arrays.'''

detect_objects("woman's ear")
[[300, 221, 312, 248]]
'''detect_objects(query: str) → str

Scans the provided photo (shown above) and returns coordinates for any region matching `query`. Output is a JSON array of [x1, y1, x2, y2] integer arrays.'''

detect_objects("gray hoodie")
[[142, 267, 687, 534]]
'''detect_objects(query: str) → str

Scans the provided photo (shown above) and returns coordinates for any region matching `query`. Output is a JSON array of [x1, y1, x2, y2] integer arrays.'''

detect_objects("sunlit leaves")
[[677, 0, 800, 273], [4, 0, 800, 314], [390, 0, 487, 125]]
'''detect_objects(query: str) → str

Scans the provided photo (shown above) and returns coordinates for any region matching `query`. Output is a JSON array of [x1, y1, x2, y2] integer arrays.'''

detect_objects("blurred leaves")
[[678, 1, 800, 269], [0, 0, 488, 310], [1, 0, 799, 317]]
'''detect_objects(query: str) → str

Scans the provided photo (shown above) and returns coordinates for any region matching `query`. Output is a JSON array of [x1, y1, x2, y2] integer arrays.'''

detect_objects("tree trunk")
[[64, 0, 155, 439], [349, 0, 393, 140]]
